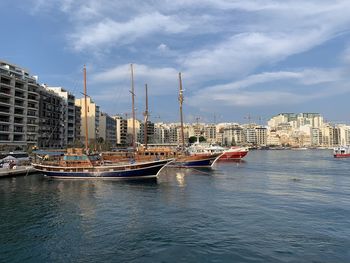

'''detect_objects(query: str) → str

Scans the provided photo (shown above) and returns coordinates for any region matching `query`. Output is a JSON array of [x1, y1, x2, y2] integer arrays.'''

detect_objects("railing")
[[15, 93, 25, 98], [0, 126, 9, 132], [0, 89, 11, 95], [14, 127, 23, 133], [0, 108, 10, 113]]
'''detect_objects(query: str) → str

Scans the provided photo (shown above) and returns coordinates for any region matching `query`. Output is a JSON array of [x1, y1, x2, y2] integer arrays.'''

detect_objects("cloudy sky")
[[1, 0, 350, 124]]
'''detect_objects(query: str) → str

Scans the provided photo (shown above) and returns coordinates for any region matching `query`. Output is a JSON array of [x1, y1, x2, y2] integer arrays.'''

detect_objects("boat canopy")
[[63, 155, 89, 161]]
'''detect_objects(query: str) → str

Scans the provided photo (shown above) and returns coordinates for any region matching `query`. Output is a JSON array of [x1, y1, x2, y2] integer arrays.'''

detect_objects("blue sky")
[[1, 0, 350, 124]]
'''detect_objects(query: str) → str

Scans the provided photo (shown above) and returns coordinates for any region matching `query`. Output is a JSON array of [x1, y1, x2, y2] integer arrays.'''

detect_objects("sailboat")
[[32, 65, 173, 179], [171, 73, 222, 168]]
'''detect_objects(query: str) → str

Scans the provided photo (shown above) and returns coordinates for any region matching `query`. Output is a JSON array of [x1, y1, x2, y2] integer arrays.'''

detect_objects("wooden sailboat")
[[171, 73, 222, 168], [32, 65, 173, 179]]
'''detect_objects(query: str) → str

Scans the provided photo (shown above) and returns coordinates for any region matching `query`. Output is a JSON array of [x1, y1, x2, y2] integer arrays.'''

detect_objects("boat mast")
[[83, 65, 89, 153], [130, 64, 136, 152], [143, 84, 149, 149], [178, 72, 185, 151], [195, 117, 200, 143]]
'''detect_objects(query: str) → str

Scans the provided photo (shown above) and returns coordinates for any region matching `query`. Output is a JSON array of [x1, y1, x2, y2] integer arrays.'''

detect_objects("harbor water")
[[1, 149, 350, 262]]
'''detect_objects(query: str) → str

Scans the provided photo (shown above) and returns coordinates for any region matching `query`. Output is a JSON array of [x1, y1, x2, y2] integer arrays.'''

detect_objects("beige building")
[[99, 112, 116, 146], [75, 97, 100, 144]]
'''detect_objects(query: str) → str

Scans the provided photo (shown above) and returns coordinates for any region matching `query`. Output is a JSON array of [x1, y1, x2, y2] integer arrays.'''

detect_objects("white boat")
[[333, 146, 350, 158]]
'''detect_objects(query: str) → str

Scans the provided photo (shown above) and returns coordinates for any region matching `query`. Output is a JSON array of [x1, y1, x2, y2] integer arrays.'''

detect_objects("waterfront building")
[[139, 121, 155, 145], [204, 124, 217, 144], [223, 124, 245, 146], [0, 60, 40, 151], [169, 125, 179, 144], [311, 128, 322, 147], [154, 123, 166, 144], [46, 86, 77, 146], [268, 113, 323, 130], [38, 87, 65, 148], [75, 105, 81, 145], [99, 112, 116, 146], [266, 130, 281, 146], [337, 125, 350, 146], [127, 118, 141, 144], [255, 127, 267, 146], [75, 97, 100, 145], [113, 115, 127, 146], [244, 127, 257, 145]]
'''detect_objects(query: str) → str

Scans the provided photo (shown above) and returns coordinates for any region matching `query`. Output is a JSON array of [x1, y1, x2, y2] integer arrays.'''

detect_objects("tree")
[[188, 136, 206, 144]]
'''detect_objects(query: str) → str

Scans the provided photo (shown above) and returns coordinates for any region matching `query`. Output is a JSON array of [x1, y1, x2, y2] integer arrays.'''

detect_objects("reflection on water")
[[175, 172, 186, 187], [1, 150, 350, 262]]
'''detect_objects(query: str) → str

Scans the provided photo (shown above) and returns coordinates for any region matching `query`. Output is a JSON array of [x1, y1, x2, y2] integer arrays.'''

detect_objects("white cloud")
[[26, 0, 350, 118], [69, 12, 188, 51], [342, 45, 350, 64], [157, 43, 169, 52], [186, 68, 347, 109], [90, 63, 179, 98]]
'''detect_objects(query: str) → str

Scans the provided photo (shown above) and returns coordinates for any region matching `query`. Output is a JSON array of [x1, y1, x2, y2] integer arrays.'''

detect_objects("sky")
[[1, 0, 350, 124]]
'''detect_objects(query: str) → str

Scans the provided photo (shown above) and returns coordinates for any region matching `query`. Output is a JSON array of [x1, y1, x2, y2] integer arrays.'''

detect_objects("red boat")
[[220, 146, 249, 160], [205, 145, 249, 160], [333, 146, 350, 158]]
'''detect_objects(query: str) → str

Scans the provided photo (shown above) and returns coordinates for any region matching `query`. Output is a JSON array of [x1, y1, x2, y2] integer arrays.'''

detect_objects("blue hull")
[[33, 159, 172, 179], [171, 155, 220, 168]]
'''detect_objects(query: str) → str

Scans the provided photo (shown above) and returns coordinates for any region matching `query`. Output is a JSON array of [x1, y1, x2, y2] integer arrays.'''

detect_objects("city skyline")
[[1, 1, 350, 123]]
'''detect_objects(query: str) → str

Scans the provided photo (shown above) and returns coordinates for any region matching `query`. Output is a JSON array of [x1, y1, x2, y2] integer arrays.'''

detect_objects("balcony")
[[14, 127, 24, 133], [28, 95, 38, 101], [0, 97, 10, 105], [15, 82, 24, 90], [27, 119, 38, 126], [27, 128, 37, 133], [15, 92, 25, 99], [0, 88, 11, 97], [14, 118, 24, 124], [27, 103, 38, 109], [0, 77, 11, 86], [14, 101, 24, 107], [0, 134, 10, 141], [0, 125, 9, 132], [0, 106, 10, 114], [13, 134, 24, 142]]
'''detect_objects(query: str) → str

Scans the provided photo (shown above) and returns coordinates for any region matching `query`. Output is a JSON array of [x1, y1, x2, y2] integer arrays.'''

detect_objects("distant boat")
[[333, 146, 350, 158]]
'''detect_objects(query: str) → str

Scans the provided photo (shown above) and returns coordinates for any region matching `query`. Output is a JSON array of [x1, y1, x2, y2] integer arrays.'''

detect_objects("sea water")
[[1, 149, 350, 262]]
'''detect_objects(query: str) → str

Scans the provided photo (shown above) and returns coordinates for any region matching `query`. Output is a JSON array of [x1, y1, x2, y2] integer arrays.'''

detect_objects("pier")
[[0, 166, 36, 178]]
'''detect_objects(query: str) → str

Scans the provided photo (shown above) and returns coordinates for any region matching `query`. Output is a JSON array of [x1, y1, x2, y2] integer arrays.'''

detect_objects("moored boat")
[[32, 148, 173, 179], [170, 73, 222, 168], [333, 146, 350, 158], [199, 144, 249, 160], [220, 146, 249, 160], [171, 152, 222, 168]]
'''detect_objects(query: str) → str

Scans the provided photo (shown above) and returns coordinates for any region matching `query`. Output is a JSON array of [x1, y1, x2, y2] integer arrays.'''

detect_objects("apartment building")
[[38, 87, 65, 148], [46, 86, 78, 146], [0, 60, 40, 151], [113, 115, 127, 146], [75, 97, 100, 145], [75, 105, 81, 145], [99, 112, 116, 146]]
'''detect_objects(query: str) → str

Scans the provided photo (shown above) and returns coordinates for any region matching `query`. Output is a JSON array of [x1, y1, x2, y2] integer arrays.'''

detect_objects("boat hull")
[[334, 153, 350, 158], [32, 159, 172, 179], [171, 154, 221, 168], [219, 150, 248, 160]]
